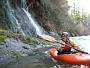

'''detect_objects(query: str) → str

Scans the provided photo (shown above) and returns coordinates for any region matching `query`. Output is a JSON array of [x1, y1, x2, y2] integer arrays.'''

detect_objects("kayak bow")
[[49, 47, 90, 65]]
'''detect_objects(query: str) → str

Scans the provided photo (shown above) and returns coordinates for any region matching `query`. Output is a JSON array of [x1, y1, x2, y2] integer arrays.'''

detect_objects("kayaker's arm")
[[56, 39, 90, 54], [56, 40, 66, 47], [70, 40, 80, 50], [69, 40, 89, 54]]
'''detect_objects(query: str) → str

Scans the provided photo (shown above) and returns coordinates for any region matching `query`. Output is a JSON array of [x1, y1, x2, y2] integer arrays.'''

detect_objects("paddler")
[[57, 32, 80, 54]]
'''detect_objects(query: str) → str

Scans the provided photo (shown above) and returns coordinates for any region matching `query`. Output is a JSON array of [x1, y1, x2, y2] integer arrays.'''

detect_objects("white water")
[[70, 35, 90, 53]]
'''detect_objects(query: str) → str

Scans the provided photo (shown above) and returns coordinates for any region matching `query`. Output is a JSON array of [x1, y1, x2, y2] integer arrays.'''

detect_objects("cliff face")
[[28, 0, 75, 33], [1, 0, 68, 31], [0, 0, 89, 35], [27, 0, 90, 35], [0, 0, 7, 29]]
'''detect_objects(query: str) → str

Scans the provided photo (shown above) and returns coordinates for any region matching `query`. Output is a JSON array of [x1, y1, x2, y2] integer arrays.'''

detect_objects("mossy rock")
[[0, 29, 40, 43], [0, 35, 6, 43]]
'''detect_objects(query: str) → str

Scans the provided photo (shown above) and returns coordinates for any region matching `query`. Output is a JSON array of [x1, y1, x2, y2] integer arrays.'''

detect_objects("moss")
[[0, 35, 6, 42], [0, 0, 7, 29], [0, 29, 59, 46], [0, 29, 39, 43]]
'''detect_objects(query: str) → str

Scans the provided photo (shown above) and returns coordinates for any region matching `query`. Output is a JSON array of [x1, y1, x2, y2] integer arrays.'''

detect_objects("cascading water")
[[5, 0, 45, 35], [22, 8, 45, 35]]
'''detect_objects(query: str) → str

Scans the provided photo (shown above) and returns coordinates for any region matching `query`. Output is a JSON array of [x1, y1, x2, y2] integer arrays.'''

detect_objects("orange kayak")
[[49, 47, 90, 65]]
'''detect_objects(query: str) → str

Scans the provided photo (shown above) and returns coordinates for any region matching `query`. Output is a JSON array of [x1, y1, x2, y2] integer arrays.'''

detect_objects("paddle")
[[74, 48, 90, 54], [39, 34, 57, 42], [39, 34, 90, 55], [59, 42, 90, 55]]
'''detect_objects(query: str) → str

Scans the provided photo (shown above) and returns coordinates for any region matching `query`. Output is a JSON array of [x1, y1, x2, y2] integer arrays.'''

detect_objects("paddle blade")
[[39, 34, 57, 42], [75, 49, 89, 54]]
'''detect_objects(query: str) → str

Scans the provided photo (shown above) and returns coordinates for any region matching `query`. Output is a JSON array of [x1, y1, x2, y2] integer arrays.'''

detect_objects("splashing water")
[[70, 35, 90, 53]]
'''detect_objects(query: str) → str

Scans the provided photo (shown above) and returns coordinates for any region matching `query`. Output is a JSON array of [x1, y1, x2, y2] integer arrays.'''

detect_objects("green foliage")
[[0, 0, 7, 29], [0, 35, 6, 42], [71, 3, 87, 24], [0, 29, 59, 47], [42, 0, 68, 29], [0, 29, 39, 43], [72, 11, 80, 21], [11, 51, 21, 60]]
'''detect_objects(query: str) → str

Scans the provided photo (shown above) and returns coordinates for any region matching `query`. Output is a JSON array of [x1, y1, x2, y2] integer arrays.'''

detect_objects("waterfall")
[[5, 0, 45, 35], [22, 8, 44, 35]]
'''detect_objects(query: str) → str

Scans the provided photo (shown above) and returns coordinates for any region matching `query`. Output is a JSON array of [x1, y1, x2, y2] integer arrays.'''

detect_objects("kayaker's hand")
[[61, 45, 65, 48], [60, 45, 66, 50]]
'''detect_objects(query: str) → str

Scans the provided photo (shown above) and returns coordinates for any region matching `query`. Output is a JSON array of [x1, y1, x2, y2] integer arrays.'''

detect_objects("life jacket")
[[62, 39, 72, 50]]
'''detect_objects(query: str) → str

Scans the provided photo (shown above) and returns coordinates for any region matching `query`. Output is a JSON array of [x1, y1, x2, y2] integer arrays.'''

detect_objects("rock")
[[0, 43, 5, 49], [0, 55, 11, 61], [22, 45, 30, 49], [50, 32, 59, 36]]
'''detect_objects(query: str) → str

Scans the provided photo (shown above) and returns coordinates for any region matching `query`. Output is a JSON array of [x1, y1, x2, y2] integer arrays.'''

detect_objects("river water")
[[1, 36, 90, 68]]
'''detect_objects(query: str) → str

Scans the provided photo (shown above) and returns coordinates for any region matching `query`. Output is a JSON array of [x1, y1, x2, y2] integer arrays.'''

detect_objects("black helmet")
[[61, 32, 69, 38]]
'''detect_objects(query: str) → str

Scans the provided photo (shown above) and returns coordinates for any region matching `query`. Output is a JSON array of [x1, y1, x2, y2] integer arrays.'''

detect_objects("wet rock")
[[50, 32, 59, 36], [22, 45, 29, 49], [0, 43, 5, 49], [22, 44, 31, 49], [5, 38, 22, 47], [19, 53, 27, 57], [0, 37, 54, 67], [0, 55, 10, 61], [3, 38, 35, 56]]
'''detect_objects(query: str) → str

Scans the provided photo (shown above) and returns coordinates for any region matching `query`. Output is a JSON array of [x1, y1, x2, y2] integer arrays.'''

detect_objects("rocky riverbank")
[[0, 30, 60, 67]]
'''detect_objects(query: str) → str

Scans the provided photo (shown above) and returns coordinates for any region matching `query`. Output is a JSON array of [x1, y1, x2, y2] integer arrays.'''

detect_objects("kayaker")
[[57, 32, 80, 54]]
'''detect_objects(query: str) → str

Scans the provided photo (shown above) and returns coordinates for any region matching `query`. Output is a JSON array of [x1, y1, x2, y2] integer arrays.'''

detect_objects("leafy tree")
[[70, 0, 87, 24]]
